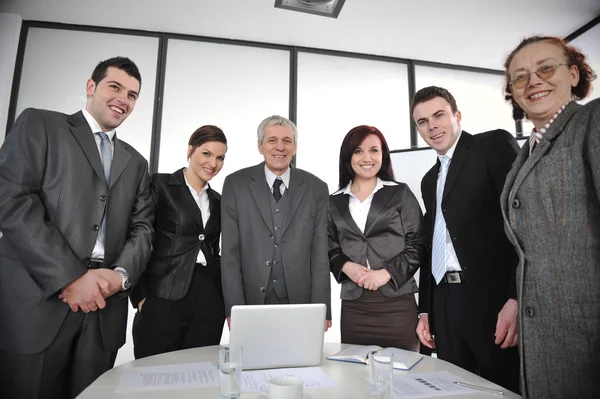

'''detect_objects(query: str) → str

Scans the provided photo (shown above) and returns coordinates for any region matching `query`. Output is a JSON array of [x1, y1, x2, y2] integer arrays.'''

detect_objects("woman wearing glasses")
[[131, 126, 228, 359], [328, 125, 426, 351], [501, 36, 599, 398]]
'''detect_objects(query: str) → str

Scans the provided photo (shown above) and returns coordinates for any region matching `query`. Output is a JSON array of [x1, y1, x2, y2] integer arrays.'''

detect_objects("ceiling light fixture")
[[274, 0, 346, 19]]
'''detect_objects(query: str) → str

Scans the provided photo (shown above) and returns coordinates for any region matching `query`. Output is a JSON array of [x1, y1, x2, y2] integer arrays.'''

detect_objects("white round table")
[[78, 343, 521, 398]]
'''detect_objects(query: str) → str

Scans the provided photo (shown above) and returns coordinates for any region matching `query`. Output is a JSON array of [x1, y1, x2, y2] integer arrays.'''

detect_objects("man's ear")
[[86, 79, 96, 97]]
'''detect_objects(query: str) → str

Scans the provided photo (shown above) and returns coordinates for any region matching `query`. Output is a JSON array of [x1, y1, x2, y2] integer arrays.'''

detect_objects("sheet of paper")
[[392, 371, 494, 398], [116, 361, 219, 392], [241, 367, 336, 392]]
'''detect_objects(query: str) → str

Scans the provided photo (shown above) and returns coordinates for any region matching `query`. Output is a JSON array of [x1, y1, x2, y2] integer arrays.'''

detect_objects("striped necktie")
[[431, 155, 451, 284]]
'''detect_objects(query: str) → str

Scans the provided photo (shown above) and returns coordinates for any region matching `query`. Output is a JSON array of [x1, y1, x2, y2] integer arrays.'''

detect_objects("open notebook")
[[327, 345, 423, 370]]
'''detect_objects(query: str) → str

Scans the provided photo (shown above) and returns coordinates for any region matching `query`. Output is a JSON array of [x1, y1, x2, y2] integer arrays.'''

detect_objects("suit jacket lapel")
[[109, 138, 132, 189], [443, 132, 472, 199], [170, 169, 204, 229], [332, 194, 363, 236], [282, 166, 306, 236], [364, 185, 395, 235], [249, 164, 274, 234], [68, 111, 105, 184], [508, 102, 581, 198], [205, 186, 219, 233]]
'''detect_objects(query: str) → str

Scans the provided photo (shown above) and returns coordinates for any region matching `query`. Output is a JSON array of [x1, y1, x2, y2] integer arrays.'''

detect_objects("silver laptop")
[[229, 303, 326, 370]]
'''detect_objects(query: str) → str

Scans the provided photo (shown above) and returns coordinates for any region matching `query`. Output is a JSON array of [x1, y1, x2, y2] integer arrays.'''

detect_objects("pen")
[[453, 381, 504, 396]]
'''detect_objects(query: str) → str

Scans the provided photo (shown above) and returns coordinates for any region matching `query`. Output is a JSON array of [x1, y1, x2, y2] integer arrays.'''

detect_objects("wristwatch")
[[114, 267, 131, 291]]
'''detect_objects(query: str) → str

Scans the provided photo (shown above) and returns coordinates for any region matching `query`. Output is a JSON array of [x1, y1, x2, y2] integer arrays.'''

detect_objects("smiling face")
[[413, 96, 462, 155], [258, 124, 297, 176], [85, 66, 140, 131], [508, 41, 579, 130], [187, 141, 227, 187], [351, 134, 383, 183]]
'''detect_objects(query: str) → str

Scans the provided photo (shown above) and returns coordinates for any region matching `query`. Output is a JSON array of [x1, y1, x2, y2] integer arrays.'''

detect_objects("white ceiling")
[[1, 0, 598, 70]]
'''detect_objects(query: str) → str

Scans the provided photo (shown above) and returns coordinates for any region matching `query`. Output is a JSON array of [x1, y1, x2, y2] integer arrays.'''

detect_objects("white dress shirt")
[[264, 165, 291, 196], [332, 178, 398, 268], [82, 109, 115, 260], [184, 172, 210, 266], [436, 131, 462, 272]]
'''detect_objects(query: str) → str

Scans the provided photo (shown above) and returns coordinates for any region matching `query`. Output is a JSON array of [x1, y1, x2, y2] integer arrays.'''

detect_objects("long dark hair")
[[338, 125, 394, 190], [503, 36, 596, 120]]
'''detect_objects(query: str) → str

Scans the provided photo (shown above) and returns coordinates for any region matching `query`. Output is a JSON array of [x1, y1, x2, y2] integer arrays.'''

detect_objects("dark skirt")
[[341, 289, 419, 351]]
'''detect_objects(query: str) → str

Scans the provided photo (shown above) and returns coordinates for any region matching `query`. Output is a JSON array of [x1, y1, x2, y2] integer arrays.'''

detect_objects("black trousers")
[[133, 265, 226, 359], [432, 282, 520, 394], [0, 310, 116, 399]]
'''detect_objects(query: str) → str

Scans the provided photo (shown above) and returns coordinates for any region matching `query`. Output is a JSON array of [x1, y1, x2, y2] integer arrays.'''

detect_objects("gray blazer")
[[328, 183, 426, 300], [501, 99, 600, 398], [0, 109, 154, 354], [221, 162, 331, 318]]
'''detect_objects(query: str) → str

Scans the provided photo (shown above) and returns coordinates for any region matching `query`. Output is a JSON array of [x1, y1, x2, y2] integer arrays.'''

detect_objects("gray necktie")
[[97, 132, 112, 245], [273, 178, 283, 202]]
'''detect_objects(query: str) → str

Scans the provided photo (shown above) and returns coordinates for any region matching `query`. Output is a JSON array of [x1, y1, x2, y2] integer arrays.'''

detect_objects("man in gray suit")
[[0, 57, 154, 398], [221, 115, 331, 330]]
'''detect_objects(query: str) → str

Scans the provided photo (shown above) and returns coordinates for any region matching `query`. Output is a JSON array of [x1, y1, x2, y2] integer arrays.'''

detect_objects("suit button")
[[83, 257, 91, 266], [274, 244, 279, 248], [269, 235, 274, 240], [273, 261, 278, 265], [260, 287, 266, 292], [99, 195, 107, 201], [198, 234, 205, 241], [512, 198, 521, 208], [92, 224, 100, 231], [273, 279, 277, 283], [275, 208, 280, 213], [274, 226, 279, 231], [525, 306, 535, 317], [266, 261, 272, 266]]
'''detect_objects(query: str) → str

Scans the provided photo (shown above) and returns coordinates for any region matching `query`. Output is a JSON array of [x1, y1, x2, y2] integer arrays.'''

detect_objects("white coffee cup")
[[259, 375, 303, 399]]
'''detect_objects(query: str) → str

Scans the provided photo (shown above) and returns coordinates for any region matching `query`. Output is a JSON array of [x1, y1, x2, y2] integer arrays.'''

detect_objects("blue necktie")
[[431, 156, 451, 284], [97, 132, 112, 245]]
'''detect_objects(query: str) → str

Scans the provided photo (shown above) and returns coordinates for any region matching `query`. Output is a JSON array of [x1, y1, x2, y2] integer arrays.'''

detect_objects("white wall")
[[0, 13, 21, 144]]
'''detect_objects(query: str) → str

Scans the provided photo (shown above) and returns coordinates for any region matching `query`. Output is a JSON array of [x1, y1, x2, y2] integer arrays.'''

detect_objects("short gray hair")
[[257, 115, 298, 144]]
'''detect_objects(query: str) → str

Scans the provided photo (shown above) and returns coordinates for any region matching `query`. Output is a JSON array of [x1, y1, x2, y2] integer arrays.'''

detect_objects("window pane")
[[414, 66, 515, 147], [15, 27, 158, 162], [159, 39, 290, 193], [297, 52, 411, 192]]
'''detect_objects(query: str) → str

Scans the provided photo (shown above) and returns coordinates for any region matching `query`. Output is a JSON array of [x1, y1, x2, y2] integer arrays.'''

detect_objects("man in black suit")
[[0, 57, 153, 398], [412, 86, 520, 393]]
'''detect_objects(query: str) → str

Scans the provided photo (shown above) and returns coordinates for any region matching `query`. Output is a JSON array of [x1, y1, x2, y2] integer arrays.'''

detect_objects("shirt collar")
[[82, 109, 116, 141], [183, 170, 209, 197], [332, 177, 397, 197], [437, 129, 461, 162], [264, 164, 291, 190], [531, 101, 571, 136]]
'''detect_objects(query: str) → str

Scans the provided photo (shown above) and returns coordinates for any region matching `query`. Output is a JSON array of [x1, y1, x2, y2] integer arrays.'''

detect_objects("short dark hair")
[[411, 86, 458, 117], [338, 125, 394, 190], [503, 36, 597, 120], [188, 125, 227, 158], [90, 56, 142, 92]]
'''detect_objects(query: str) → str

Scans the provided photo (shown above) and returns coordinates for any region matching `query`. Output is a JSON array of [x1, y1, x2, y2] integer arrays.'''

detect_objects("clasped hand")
[[342, 262, 391, 291], [58, 269, 122, 312]]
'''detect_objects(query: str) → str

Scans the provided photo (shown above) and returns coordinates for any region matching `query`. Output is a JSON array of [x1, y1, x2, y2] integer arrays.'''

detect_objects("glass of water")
[[219, 345, 243, 398], [368, 349, 394, 399]]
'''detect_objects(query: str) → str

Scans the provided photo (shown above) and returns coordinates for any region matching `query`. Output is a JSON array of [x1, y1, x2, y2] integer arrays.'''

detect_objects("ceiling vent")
[[274, 0, 346, 19]]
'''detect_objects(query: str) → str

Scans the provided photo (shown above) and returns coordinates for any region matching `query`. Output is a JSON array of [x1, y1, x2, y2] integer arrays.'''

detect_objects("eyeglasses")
[[510, 63, 568, 89]]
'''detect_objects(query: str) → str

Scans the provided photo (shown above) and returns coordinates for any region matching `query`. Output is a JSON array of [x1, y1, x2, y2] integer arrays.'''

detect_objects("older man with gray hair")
[[221, 115, 331, 330]]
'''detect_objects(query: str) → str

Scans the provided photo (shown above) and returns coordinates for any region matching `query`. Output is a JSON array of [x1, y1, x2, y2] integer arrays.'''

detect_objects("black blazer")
[[418, 131, 519, 332], [131, 168, 222, 305], [328, 183, 426, 300]]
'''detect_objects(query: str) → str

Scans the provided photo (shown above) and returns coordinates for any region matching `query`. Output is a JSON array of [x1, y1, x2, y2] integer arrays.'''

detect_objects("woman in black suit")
[[132, 126, 227, 359], [328, 125, 426, 351]]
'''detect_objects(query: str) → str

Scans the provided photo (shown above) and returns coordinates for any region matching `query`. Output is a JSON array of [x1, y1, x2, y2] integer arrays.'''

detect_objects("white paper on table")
[[241, 367, 336, 392], [392, 370, 489, 398], [116, 361, 219, 392]]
